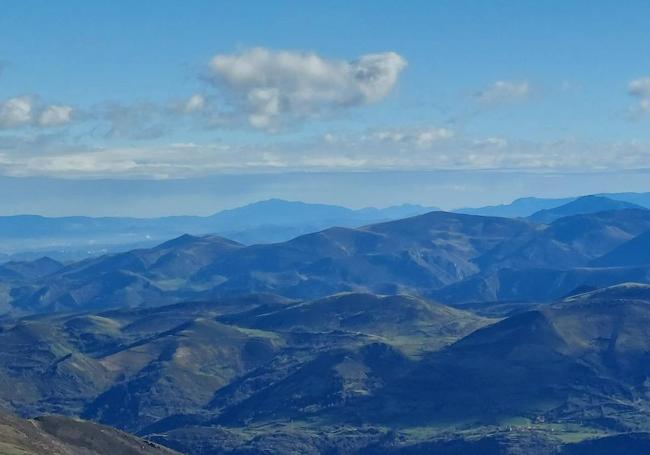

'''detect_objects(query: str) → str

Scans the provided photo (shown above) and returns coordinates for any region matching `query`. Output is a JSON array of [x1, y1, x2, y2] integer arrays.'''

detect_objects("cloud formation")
[[370, 127, 454, 147], [208, 48, 407, 129], [0, 96, 74, 129], [2, 49, 647, 180], [628, 77, 650, 113], [99, 102, 166, 140], [38, 105, 74, 126], [182, 94, 206, 113], [0, 96, 32, 128], [2, 123, 649, 179], [475, 80, 531, 105]]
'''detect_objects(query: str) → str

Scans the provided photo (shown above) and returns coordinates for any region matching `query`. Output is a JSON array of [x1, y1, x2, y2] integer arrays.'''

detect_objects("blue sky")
[[1, 1, 650, 215]]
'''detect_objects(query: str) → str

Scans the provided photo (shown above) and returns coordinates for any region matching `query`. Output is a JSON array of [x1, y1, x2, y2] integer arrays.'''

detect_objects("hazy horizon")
[[2, 169, 650, 217], [3, 2, 650, 216]]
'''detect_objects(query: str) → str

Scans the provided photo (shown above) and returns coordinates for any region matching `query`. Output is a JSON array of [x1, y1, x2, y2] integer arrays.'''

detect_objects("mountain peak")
[[528, 195, 645, 224]]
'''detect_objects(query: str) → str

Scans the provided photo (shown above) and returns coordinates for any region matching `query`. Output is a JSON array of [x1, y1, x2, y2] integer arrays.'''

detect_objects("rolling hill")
[[1, 211, 538, 316], [353, 292, 650, 432], [591, 229, 650, 268], [5, 208, 650, 316], [3, 285, 650, 453], [0, 292, 487, 436], [220, 293, 489, 356], [0, 410, 176, 454]]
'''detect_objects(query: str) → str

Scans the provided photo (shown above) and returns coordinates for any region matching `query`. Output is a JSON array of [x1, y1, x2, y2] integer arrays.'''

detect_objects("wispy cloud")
[[207, 47, 407, 129], [94, 101, 168, 140], [2, 123, 649, 178], [0, 96, 32, 128], [38, 105, 74, 127], [181, 94, 206, 113], [0, 96, 74, 129], [368, 127, 454, 147], [628, 77, 650, 114], [0, 48, 407, 136], [1, 50, 647, 180], [475, 80, 531, 105]]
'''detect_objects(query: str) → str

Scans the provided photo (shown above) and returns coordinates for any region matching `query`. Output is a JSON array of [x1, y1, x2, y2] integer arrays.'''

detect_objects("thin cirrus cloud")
[[628, 77, 650, 113], [207, 47, 407, 129], [4, 122, 650, 179], [475, 80, 531, 105], [38, 105, 74, 127], [0, 96, 74, 129], [182, 94, 206, 113], [369, 127, 455, 147]]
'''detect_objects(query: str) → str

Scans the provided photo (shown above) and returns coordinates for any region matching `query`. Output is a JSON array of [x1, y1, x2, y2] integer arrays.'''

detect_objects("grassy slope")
[[0, 411, 177, 455]]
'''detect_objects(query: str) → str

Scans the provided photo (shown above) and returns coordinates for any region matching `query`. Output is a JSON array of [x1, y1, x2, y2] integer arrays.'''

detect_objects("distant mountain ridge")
[[3, 192, 650, 261], [528, 195, 645, 224], [1, 210, 539, 316], [4, 207, 650, 317], [456, 191, 650, 218], [0, 199, 436, 261], [456, 196, 577, 217]]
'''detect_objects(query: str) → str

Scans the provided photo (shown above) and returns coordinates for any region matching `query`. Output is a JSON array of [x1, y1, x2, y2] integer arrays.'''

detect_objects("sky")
[[1, 1, 650, 216]]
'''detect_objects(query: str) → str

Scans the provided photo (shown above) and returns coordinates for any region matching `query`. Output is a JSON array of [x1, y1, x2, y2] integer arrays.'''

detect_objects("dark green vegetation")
[[0, 292, 494, 453], [2, 286, 650, 453], [3, 201, 650, 453], [0, 410, 177, 454]]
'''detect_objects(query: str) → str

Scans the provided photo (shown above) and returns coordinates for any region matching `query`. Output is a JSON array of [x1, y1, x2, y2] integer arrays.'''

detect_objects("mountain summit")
[[528, 195, 645, 224]]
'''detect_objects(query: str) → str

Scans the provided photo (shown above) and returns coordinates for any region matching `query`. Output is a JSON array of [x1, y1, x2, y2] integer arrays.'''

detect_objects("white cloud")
[[372, 127, 454, 147], [38, 104, 73, 126], [100, 102, 165, 140], [247, 87, 280, 129], [475, 80, 531, 104], [473, 137, 508, 148], [628, 77, 650, 113], [1, 131, 650, 178], [182, 94, 206, 113], [629, 77, 650, 98], [414, 128, 455, 147], [208, 47, 407, 129], [0, 96, 32, 128], [0, 97, 74, 129]]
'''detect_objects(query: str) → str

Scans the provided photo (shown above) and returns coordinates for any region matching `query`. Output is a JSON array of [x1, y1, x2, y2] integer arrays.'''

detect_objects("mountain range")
[[3, 191, 650, 262], [0, 199, 435, 261], [456, 191, 650, 217], [3, 193, 650, 453], [527, 195, 644, 224], [2, 196, 650, 318]]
